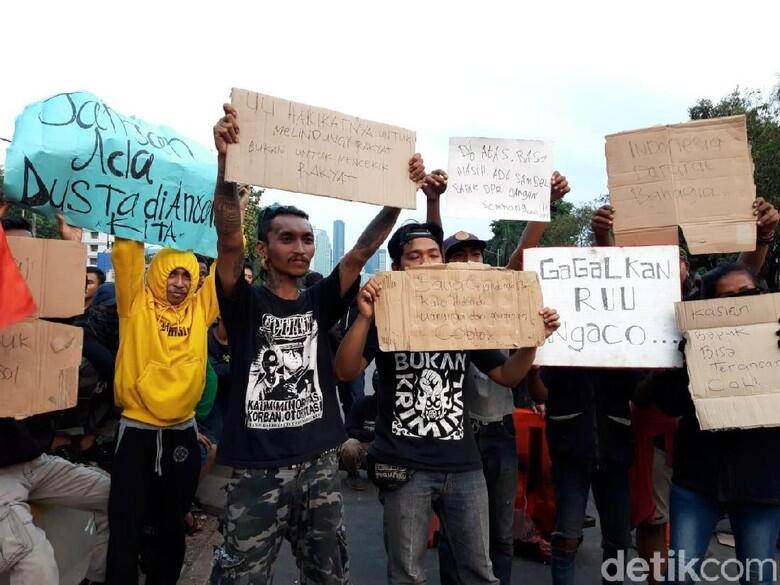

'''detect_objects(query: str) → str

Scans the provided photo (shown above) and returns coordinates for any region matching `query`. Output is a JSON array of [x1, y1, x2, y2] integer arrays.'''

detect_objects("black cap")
[[443, 231, 486, 261], [387, 222, 444, 264]]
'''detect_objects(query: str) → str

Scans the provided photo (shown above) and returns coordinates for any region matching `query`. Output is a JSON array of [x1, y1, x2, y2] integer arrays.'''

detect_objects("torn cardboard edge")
[[375, 265, 546, 352], [7, 236, 87, 318], [0, 319, 83, 419], [606, 115, 757, 254], [225, 88, 418, 209]]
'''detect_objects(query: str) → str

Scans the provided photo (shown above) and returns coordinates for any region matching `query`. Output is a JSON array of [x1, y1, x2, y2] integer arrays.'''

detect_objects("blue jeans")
[[380, 469, 498, 585], [439, 422, 518, 585], [550, 457, 631, 585], [669, 484, 780, 584]]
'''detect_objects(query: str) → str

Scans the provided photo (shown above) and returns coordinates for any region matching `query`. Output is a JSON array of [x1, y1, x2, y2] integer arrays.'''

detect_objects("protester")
[[85, 267, 106, 310], [200, 317, 231, 445], [0, 206, 110, 585], [642, 263, 780, 585], [106, 235, 219, 584], [425, 170, 569, 585], [339, 392, 378, 490], [334, 220, 560, 585], [243, 261, 255, 285], [208, 103, 425, 585]]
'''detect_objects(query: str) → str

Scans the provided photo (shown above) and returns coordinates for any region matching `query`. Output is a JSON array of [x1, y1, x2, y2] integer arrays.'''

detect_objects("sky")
[[1, 0, 778, 251]]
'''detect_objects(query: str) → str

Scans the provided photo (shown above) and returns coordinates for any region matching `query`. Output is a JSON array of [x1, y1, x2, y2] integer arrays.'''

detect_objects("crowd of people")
[[0, 101, 779, 585]]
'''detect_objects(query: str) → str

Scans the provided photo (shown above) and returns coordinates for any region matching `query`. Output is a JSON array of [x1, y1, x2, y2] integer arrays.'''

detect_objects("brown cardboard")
[[375, 263, 546, 352], [7, 236, 86, 318], [675, 293, 780, 430], [0, 319, 83, 418], [225, 88, 417, 208], [606, 115, 756, 254]]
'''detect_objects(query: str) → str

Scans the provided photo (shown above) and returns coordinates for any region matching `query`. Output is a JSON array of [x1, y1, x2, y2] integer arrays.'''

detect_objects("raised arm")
[[506, 171, 570, 270], [738, 197, 778, 275], [422, 169, 448, 229], [212, 104, 245, 298], [338, 155, 426, 296], [112, 238, 145, 318], [486, 307, 560, 386], [334, 278, 382, 381], [590, 204, 615, 247]]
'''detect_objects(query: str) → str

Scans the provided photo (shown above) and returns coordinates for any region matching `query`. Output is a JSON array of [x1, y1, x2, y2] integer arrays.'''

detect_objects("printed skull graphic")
[[415, 369, 451, 421]]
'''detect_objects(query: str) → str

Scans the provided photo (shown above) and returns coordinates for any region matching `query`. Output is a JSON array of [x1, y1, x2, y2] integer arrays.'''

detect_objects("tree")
[[687, 84, 780, 279], [483, 198, 604, 266]]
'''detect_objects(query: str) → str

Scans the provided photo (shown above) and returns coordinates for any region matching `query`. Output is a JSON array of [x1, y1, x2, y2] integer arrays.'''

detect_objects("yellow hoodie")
[[113, 239, 219, 426]]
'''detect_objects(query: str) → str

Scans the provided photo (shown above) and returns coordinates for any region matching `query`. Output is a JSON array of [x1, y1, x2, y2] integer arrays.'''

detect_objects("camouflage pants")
[[210, 450, 349, 585]]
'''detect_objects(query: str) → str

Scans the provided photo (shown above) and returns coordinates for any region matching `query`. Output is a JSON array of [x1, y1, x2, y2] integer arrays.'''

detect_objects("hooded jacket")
[[113, 239, 219, 426]]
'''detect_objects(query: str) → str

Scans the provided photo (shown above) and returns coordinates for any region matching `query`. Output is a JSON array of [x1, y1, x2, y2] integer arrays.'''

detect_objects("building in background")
[[365, 250, 380, 275], [82, 231, 113, 267], [312, 228, 333, 276], [333, 220, 345, 265], [377, 249, 387, 272]]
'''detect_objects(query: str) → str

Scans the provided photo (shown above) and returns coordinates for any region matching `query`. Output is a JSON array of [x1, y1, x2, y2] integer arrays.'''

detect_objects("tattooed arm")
[[213, 104, 245, 298], [337, 154, 427, 296]]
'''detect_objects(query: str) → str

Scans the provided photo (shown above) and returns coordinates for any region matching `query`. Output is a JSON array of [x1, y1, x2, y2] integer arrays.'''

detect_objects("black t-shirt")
[[216, 266, 357, 468], [0, 416, 53, 468], [364, 326, 506, 472]]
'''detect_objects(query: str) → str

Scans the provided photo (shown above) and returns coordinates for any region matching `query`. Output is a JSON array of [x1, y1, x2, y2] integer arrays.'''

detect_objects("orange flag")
[[0, 224, 37, 329]]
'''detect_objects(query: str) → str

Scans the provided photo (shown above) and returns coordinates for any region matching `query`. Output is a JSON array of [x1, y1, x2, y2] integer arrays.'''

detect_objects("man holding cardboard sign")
[[334, 221, 559, 585], [209, 104, 426, 585]]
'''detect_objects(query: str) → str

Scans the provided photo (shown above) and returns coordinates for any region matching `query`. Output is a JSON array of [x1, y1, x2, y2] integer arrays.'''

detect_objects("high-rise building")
[[312, 228, 333, 276], [333, 220, 345, 264], [365, 250, 380, 275], [377, 249, 387, 272]]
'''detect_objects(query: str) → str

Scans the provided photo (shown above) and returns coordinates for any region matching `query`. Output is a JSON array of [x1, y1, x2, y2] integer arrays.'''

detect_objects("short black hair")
[[700, 262, 759, 299], [86, 266, 106, 285], [1, 216, 32, 233], [387, 222, 444, 264], [257, 204, 310, 243], [243, 260, 254, 273]]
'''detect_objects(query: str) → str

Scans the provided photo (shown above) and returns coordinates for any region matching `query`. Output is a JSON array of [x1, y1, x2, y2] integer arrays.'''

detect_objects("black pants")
[[106, 424, 200, 585]]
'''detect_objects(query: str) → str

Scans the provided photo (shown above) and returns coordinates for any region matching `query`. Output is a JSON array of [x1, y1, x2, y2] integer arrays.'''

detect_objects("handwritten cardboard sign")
[[7, 236, 86, 318], [0, 319, 83, 418], [446, 137, 553, 221], [226, 88, 417, 208], [374, 263, 546, 352], [606, 115, 756, 254], [523, 246, 682, 367], [676, 293, 780, 430], [4, 92, 218, 256]]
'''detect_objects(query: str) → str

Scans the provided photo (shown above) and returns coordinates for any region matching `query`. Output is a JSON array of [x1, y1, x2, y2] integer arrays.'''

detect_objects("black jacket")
[[0, 416, 53, 468], [346, 395, 377, 443], [542, 367, 637, 466], [653, 368, 780, 505]]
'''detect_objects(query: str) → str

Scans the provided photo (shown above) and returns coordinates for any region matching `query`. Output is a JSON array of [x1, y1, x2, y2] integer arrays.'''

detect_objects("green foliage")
[[483, 197, 605, 266], [242, 186, 263, 261]]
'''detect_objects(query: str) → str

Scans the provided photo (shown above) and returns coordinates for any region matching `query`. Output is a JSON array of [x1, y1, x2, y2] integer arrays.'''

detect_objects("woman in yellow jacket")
[[106, 238, 219, 585]]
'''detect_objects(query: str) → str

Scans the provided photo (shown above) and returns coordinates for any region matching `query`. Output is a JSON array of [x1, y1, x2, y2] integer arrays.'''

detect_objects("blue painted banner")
[[4, 92, 218, 256]]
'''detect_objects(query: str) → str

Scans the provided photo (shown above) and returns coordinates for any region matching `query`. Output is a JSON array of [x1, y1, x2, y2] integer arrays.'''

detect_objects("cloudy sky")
[[1, 0, 778, 250]]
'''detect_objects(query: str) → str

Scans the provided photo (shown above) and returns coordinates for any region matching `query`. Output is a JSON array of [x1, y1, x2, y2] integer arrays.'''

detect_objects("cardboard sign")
[[374, 263, 546, 352], [676, 293, 780, 430], [226, 88, 417, 208], [446, 137, 553, 221], [4, 92, 218, 256], [7, 236, 86, 318], [605, 115, 756, 254], [524, 246, 682, 367], [0, 319, 83, 418]]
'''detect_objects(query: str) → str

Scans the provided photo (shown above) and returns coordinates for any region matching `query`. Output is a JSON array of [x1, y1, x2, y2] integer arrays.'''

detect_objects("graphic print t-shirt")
[[217, 267, 357, 467], [364, 326, 506, 472]]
